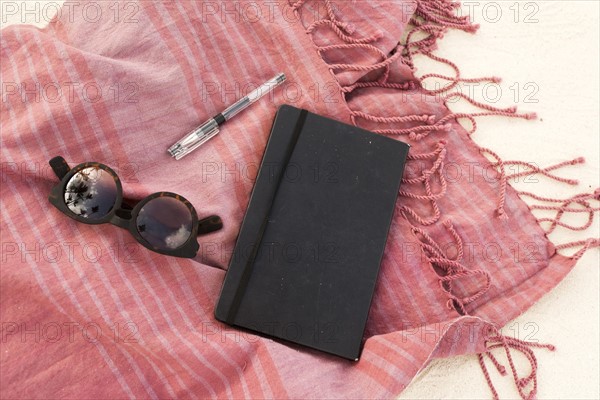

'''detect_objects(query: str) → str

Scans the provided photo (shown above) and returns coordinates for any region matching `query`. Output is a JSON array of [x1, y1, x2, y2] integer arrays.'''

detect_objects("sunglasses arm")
[[197, 215, 223, 235], [49, 156, 71, 180]]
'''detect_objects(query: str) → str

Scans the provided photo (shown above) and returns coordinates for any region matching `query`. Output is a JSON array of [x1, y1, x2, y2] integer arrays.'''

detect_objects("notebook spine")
[[215, 106, 308, 324]]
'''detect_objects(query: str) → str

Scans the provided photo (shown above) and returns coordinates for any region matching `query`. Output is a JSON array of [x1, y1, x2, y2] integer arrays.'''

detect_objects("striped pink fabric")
[[1, 1, 598, 398]]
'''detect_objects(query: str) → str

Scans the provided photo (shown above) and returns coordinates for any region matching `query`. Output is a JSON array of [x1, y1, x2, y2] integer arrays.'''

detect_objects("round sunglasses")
[[47, 156, 222, 258]]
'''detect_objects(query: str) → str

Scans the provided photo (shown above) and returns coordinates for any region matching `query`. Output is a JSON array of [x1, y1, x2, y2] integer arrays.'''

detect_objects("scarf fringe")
[[408, 0, 600, 257], [398, 140, 448, 225], [410, 218, 492, 315], [406, 3, 597, 398], [479, 325, 556, 400]]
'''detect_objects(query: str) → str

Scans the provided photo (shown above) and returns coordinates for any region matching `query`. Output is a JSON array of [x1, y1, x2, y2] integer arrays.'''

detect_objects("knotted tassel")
[[479, 326, 556, 400]]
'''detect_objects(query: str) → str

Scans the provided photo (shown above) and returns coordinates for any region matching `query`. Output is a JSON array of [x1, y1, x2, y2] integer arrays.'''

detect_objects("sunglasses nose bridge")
[[111, 209, 133, 229]]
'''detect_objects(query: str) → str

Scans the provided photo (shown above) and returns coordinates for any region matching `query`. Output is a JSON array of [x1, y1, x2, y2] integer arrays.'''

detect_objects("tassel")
[[479, 326, 556, 400], [398, 141, 448, 225], [517, 189, 599, 234], [411, 220, 492, 315], [555, 238, 600, 260]]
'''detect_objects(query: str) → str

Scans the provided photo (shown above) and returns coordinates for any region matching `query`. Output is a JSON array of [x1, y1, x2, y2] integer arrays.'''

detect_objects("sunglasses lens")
[[136, 197, 193, 251], [64, 167, 118, 219]]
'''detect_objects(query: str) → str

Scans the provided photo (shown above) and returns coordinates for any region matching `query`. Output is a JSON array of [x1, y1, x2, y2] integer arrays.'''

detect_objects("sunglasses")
[[47, 156, 222, 258]]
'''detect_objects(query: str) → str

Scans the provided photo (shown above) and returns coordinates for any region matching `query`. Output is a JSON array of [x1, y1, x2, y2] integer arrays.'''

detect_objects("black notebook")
[[215, 105, 410, 360]]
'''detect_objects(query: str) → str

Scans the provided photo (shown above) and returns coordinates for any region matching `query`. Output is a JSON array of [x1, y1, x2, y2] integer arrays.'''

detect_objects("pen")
[[168, 72, 286, 160]]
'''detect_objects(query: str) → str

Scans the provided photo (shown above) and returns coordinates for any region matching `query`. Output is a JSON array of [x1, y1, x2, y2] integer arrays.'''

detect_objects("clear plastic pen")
[[168, 72, 286, 160]]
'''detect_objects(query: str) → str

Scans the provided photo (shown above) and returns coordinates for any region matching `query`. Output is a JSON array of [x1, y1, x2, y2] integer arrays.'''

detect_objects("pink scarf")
[[1, 1, 598, 398]]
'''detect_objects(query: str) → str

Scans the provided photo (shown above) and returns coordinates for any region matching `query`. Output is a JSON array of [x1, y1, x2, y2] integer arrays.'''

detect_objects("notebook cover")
[[215, 105, 410, 360]]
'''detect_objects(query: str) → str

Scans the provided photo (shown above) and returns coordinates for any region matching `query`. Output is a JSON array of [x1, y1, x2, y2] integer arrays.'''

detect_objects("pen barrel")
[[221, 73, 286, 121], [221, 97, 251, 121]]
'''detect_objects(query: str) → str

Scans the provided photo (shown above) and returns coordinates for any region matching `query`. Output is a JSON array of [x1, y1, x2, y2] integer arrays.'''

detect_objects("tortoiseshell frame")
[[48, 156, 222, 258]]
